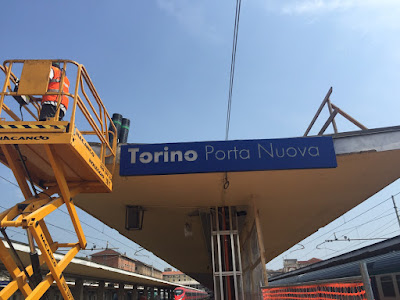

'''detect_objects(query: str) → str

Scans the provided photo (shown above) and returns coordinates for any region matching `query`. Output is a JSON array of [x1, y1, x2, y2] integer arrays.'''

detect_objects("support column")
[[360, 262, 374, 300], [149, 287, 155, 300], [74, 278, 84, 300], [45, 287, 56, 299], [143, 286, 148, 300], [106, 283, 113, 300], [239, 200, 268, 299], [253, 200, 268, 287], [131, 285, 138, 300], [97, 280, 105, 300], [118, 283, 125, 300], [15, 291, 23, 300], [83, 287, 88, 300]]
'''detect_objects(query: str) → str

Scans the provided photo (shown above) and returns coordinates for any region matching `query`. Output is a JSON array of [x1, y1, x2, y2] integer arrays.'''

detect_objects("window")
[[381, 275, 396, 297], [174, 289, 183, 295], [371, 277, 380, 300]]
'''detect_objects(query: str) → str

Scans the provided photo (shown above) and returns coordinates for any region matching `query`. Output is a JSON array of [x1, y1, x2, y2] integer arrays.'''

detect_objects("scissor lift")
[[0, 60, 117, 299]]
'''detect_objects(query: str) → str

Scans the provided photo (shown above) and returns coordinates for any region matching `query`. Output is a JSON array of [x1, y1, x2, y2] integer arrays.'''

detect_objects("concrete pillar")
[[45, 287, 55, 299], [97, 280, 106, 300], [131, 285, 138, 300], [15, 291, 23, 300], [142, 286, 148, 300], [118, 283, 125, 300], [73, 278, 84, 300], [106, 283, 111, 300], [360, 262, 374, 300], [167, 289, 172, 300], [83, 287, 88, 300], [149, 287, 155, 300]]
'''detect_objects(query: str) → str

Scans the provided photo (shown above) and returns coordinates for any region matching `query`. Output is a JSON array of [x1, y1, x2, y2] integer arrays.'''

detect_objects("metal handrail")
[[0, 59, 117, 174], [304, 87, 368, 136], [0, 65, 41, 120]]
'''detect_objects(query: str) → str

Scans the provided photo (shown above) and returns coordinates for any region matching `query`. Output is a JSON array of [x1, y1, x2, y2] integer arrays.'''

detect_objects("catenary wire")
[[0, 178, 164, 266], [316, 220, 400, 260], [299, 192, 399, 247], [0, 174, 140, 249], [335, 210, 394, 237], [0, 175, 20, 187], [269, 193, 400, 265], [301, 217, 399, 259], [57, 208, 140, 250], [225, 0, 242, 140]]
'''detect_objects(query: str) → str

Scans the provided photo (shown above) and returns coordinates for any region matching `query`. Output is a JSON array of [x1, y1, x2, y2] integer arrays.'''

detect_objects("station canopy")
[[75, 126, 400, 288]]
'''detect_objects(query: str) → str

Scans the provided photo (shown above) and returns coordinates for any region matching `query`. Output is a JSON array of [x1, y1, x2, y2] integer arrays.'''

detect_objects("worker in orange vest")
[[32, 62, 70, 121]]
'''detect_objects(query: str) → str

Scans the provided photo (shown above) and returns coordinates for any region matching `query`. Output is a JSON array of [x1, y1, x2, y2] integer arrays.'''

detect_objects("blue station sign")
[[119, 136, 337, 176]]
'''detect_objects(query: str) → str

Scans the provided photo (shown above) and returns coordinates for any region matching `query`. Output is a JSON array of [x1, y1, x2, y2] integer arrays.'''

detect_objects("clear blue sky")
[[1, 0, 400, 271]]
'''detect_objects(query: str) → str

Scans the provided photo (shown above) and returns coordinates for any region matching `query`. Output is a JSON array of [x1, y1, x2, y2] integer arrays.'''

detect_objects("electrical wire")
[[300, 193, 398, 248], [268, 193, 400, 266], [57, 207, 140, 251], [317, 220, 400, 260], [0, 175, 19, 187], [301, 217, 398, 259], [0, 175, 163, 249], [0, 176, 137, 250], [0, 158, 170, 269], [334, 211, 394, 238], [225, 0, 242, 141]]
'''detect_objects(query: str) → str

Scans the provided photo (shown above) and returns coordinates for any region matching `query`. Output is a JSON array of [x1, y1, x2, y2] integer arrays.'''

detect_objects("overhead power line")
[[0, 175, 19, 187], [301, 192, 400, 248], [225, 0, 242, 140], [0, 176, 153, 259], [0, 169, 170, 269], [57, 208, 140, 250], [268, 193, 400, 265]]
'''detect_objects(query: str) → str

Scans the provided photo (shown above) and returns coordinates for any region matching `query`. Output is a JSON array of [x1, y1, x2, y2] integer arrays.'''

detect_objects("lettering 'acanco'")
[[0, 135, 49, 141]]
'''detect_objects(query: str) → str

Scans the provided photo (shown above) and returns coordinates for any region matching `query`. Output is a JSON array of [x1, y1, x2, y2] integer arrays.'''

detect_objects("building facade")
[[91, 249, 162, 279], [91, 249, 136, 273], [283, 258, 322, 273], [162, 269, 204, 289], [135, 260, 163, 279]]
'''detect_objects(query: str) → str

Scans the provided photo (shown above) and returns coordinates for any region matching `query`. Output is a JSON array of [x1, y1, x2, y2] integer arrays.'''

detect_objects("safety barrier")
[[262, 281, 367, 300]]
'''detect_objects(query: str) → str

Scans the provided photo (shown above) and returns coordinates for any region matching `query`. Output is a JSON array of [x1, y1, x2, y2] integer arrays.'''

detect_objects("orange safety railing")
[[262, 281, 367, 300], [0, 59, 117, 174]]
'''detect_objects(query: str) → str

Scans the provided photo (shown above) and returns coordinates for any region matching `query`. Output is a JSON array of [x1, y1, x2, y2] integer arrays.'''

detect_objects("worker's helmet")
[[52, 62, 61, 69]]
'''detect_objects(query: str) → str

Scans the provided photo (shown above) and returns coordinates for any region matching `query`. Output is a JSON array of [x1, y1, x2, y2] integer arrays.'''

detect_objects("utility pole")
[[391, 196, 400, 230], [360, 261, 374, 300]]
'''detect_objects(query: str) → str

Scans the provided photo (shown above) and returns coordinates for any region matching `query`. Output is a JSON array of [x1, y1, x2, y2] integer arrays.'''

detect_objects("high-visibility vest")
[[42, 66, 70, 110]]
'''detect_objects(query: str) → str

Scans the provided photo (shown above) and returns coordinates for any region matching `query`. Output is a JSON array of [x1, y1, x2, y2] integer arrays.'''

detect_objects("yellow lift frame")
[[0, 60, 117, 299]]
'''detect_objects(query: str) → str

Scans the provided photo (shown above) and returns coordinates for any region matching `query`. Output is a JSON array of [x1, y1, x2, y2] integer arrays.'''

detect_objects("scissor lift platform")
[[0, 122, 112, 193], [0, 59, 117, 299]]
